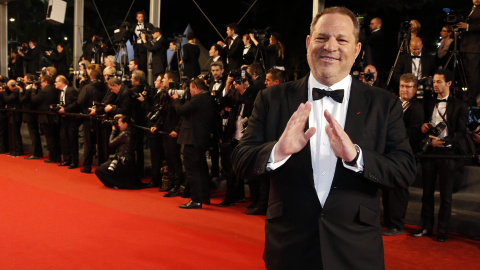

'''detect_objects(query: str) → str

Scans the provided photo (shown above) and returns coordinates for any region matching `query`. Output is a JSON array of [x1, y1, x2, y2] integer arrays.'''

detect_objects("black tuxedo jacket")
[[232, 76, 415, 270], [224, 36, 243, 71], [49, 51, 68, 77], [145, 36, 168, 75], [2, 88, 21, 122], [393, 54, 436, 84], [242, 46, 257, 66], [403, 98, 424, 153], [31, 84, 59, 124], [364, 29, 387, 71], [423, 96, 469, 154], [19, 87, 37, 122], [24, 47, 40, 74], [129, 22, 154, 44], [174, 92, 216, 150], [182, 43, 200, 79], [461, 5, 480, 54]]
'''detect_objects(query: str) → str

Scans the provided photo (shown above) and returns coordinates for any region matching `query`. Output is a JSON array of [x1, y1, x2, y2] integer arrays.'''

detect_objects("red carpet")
[[0, 154, 479, 269]]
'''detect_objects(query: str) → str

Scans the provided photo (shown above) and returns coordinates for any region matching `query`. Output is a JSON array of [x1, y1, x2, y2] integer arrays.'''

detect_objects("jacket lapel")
[[344, 80, 371, 143]]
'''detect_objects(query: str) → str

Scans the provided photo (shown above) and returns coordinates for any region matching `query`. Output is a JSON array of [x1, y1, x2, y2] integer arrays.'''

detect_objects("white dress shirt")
[[267, 74, 364, 206]]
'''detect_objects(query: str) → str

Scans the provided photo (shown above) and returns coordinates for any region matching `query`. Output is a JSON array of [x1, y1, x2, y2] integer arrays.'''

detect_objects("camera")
[[102, 115, 121, 127], [416, 76, 434, 100], [229, 69, 246, 84], [108, 159, 118, 171], [400, 21, 412, 34], [443, 8, 465, 25], [73, 70, 86, 76], [18, 44, 29, 54], [247, 27, 270, 45], [113, 22, 130, 44], [240, 117, 249, 133], [173, 34, 186, 48], [419, 122, 447, 153], [467, 106, 480, 135], [138, 28, 153, 42], [167, 89, 186, 99], [364, 69, 374, 82], [49, 104, 62, 112]]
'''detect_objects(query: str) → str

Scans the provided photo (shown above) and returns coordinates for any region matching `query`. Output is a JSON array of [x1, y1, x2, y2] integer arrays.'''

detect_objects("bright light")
[[9, 18, 15, 22], [64, 37, 68, 41], [48, 37, 51, 40]]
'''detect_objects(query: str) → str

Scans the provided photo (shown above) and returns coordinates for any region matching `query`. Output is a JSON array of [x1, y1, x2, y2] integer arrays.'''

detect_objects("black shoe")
[[203, 198, 211, 205], [246, 204, 255, 209], [437, 233, 447, 242], [44, 159, 60, 163], [245, 207, 267, 215], [382, 227, 404, 236], [146, 181, 160, 188], [217, 200, 234, 207], [24, 155, 40, 160], [80, 167, 91, 174], [164, 187, 179, 197], [159, 185, 173, 192], [68, 163, 79, 169], [58, 161, 70, 166], [410, 227, 432, 237], [179, 200, 202, 209]]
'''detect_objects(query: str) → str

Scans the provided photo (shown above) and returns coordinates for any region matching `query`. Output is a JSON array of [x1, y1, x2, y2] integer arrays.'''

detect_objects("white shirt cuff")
[[342, 146, 364, 173], [266, 143, 291, 171]]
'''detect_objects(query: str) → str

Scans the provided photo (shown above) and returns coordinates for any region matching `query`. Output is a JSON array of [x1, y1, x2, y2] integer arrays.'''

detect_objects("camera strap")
[[434, 103, 449, 132]]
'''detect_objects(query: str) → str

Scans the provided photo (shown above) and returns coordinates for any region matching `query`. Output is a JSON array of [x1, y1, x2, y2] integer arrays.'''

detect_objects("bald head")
[[369, 17, 382, 31], [409, 37, 423, 56]]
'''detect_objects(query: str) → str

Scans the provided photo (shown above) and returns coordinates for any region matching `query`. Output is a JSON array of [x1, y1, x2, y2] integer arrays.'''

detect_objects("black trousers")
[[183, 144, 209, 203], [8, 118, 23, 155], [60, 117, 79, 164], [26, 121, 43, 157], [134, 43, 148, 75], [41, 123, 61, 161], [148, 134, 164, 184], [163, 135, 183, 187], [0, 115, 9, 153], [420, 149, 457, 234], [95, 159, 144, 189], [82, 119, 96, 170], [220, 140, 245, 202], [382, 187, 409, 230], [463, 52, 480, 105]]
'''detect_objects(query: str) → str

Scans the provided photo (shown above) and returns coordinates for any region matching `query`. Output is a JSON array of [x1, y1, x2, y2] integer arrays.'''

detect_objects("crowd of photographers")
[[2, 3, 480, 230]]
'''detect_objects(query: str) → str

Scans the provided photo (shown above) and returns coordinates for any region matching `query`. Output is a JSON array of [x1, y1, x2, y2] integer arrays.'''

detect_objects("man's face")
[[211, 65, 223, 80], [265, 73, 279, 88], [118, 119, 128, 131], [131, 76, 139, 86], [136, 13, 145, 23], [209, 45, 216, 57], [154, 75, 163, 89], [128, 61, 136, 72], [399, 80, 417, 102], [28, 41, 34, 48], [109, 84, 120, 94], [226, 27, 234, 38], [433, 74, 451, 96], [306, 13, 361, 86], [369, 19, 379, 31], [162, 75, 171, 89], [474, 0, 480, 6], [54, 78, 64, 90], [410, 41, 423, 56], [243, 36, 249, 45], [57, 45, 63, 53], [152, 32, 160, 39], [169, 43, 176, 51]]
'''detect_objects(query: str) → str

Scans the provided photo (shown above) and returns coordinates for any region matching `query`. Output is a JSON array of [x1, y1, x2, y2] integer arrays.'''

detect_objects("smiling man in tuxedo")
[[232, 7, 416, 270]]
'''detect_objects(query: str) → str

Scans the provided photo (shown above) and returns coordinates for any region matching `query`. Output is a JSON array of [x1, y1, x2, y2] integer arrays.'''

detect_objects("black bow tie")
[[412, 55, 420, 59], [312, 88, 344, 103], [436, 99, 447, 103]]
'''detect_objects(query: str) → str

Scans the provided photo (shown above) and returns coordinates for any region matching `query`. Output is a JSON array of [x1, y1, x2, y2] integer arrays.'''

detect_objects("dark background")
[[6, 0, 475, 75]]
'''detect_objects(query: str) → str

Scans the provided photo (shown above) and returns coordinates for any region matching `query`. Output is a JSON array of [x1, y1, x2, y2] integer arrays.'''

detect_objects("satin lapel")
[[286, 76, 316, 192], [344, 80, 370, 143]]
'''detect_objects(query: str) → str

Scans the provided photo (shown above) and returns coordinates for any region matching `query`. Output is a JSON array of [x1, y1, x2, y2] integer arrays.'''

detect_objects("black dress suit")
[[364, 29, 387, 72], [420, 96, 468, 234], [144, 36, 168, 77], [182, 43, 200, 79], [393, 54, 436, 86], [223, 36, 243, 72], [130, 22, 154, 74], [59, 86, 79, 165], [242, 45, 257, 66], [383, 98, 424, 231], [231, 76, 416, 270], [31, 84, 61, 161], [49, 51, 68, 77], [23, 47, 40, 74], [174, 91, 216, 203], [19, 87, 43, 157], [460, 5, 480, 104], [2, 88, 23, 155]]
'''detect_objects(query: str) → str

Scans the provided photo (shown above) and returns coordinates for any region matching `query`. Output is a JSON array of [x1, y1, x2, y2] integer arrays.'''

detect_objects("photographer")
[[131, 11, 154, 74], [17, 39, 40, 74], [142, 27, 168, 78], [95, 115, 145, 189], [218, 69, 259, 207], [360, 65, 386, 89], [436, 26, 454, 69], [54, 75, 79, 169], [19, 74, 43, 159], [241, 34, 257, 67], [45, 44, 68, 77], [2, 80, 24, 156], [173, 78, 216, 209], [411, 69, 469, 242]]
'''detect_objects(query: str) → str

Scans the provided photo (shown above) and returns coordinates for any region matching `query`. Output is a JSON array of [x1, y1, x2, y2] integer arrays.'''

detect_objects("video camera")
[[17, 44, 29, 54], [443, 8, 465, 25], [400, 21, 412, 34], [113, 22, 130, 44], [247, 27, 270, 45], [419, 122, 447, 153]]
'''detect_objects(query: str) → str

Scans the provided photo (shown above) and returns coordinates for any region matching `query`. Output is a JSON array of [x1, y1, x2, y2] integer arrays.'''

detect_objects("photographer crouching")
[[95, 115, 145, 189]]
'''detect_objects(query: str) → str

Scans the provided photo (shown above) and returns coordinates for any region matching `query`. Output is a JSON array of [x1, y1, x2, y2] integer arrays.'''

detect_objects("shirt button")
[[321, 172, 326, 176]]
